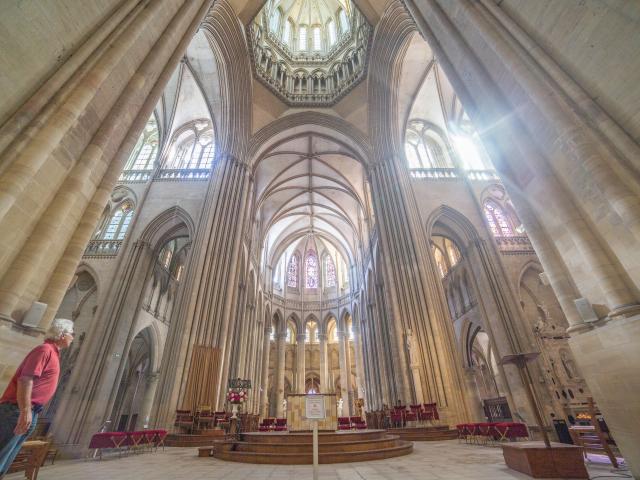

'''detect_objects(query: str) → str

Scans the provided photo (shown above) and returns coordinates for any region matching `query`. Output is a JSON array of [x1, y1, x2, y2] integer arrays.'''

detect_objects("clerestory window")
[[298, 25, 308, 51]]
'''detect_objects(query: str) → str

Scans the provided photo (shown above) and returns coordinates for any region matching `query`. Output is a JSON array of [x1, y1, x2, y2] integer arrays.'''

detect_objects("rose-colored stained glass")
[[305, 251, 319, 288], [287, 254, 298, 288], [484, 202, 513, 237], [325, 255, 336, 287]]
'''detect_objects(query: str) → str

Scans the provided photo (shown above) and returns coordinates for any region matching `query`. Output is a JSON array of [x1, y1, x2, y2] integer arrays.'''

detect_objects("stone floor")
[[7, 440, 626, 480]]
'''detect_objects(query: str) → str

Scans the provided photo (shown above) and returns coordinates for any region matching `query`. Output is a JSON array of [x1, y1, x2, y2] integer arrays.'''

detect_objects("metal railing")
[[83, 240, 123, 258], [155, 168, 210, 181]]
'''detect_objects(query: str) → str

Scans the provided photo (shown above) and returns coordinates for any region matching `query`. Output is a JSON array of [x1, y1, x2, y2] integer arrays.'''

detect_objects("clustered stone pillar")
[[318, 333, 329, 394], [337, 329, 351, 416], [260, 326, 272, 417], [275, 332, 286, 417], [140, 372, 160, 428], [367, 160, 470, 424], [296, 333, 306, 393]]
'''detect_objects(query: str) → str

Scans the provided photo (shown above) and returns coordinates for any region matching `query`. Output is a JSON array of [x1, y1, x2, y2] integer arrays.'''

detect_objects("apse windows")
[[299, 26, 308, 50], [405, 120, 454, 170], [287, 254, 299, 288], [483, 201, 514, 237], [102, 202, 134, 241], [305, 251, 319, 288], [324, 254, 336, 287], [312, 26, 322, 51], [327, 20, 336, 46]]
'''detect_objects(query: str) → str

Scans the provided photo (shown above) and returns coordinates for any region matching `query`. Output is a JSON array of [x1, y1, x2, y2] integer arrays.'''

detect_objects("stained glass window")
[[484, 202, 513, 237], [287, 254, 298, 288], [103, 203, 133, 240], [325, 255, 336, 287], [305, 251, 319, 288]]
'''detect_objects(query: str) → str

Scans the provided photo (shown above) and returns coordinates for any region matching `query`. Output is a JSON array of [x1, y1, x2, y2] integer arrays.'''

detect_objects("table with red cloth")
[[88, 429, 167, 458], [456, 422, 528, 443]]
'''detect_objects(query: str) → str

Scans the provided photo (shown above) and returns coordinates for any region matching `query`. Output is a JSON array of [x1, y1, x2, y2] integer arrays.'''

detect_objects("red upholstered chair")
[[350, 416, 366, 429], [390, 411, 403, 429], [405, 409, 418, 426], [274, 418, 287, 431], [455, 424, 466, 443], [422, 403, 439, 424], [259, 418, 275, 432], [174, 410, 194, 433], [338, 417, 351, 430]]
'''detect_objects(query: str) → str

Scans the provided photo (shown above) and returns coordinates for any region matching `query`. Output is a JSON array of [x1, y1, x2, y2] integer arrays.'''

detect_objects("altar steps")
[[203, 429, 413, 464], [165, 429, 225, 447], [386, 426, 458, 441]]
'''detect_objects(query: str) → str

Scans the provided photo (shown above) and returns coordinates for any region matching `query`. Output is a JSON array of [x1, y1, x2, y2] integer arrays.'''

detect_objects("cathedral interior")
[[1, 0, 639, 478]]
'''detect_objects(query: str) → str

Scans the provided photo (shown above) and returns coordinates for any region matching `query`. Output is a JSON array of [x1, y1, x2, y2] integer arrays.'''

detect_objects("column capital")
[[296, 333, 306, 343], [317, 333, 328, 341]]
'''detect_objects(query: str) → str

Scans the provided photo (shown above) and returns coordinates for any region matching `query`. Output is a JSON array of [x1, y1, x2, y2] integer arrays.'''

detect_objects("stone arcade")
[[0, 1, 639, 479]]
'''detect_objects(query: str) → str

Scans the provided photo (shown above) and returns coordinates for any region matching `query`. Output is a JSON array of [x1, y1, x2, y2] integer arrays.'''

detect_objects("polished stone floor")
[[7, 440, 624, 480]]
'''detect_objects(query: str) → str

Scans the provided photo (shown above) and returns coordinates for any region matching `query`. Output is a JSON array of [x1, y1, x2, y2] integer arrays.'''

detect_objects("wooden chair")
[[569, 398, 619, 468], [7, 440, 50, 480], [195, 405, 215, 430]]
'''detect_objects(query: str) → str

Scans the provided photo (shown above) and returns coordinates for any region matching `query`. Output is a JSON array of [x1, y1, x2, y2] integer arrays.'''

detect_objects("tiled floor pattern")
[[7, 440, 624, 480]]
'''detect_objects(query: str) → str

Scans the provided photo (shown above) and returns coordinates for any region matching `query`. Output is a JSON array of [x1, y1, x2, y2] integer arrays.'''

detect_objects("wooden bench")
[[7, 440, 50, 480]]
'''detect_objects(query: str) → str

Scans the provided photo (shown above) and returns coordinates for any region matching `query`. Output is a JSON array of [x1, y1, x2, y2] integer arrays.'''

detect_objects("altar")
[[286, 393, 337, 431]]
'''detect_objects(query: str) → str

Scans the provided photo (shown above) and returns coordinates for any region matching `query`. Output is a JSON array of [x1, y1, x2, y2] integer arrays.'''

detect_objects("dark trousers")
[[0, 403, 39, 475]]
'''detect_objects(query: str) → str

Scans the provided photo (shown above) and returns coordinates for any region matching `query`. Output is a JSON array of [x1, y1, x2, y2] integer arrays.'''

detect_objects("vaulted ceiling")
[[254, 132, 369, 266]]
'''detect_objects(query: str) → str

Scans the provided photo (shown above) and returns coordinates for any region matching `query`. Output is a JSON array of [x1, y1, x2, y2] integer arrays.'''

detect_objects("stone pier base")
[[569, 315, 640, 478]]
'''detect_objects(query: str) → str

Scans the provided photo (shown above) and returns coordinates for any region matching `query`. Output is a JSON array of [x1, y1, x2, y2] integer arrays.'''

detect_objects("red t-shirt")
[[0, 341, 60, 406]]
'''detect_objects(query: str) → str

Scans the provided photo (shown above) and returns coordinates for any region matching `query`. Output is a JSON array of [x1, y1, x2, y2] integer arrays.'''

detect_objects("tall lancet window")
[[483, 201, 513, 237], [305, 251, 319, 288], [287, 254, 299, 288], [324, 255, 336, 287]]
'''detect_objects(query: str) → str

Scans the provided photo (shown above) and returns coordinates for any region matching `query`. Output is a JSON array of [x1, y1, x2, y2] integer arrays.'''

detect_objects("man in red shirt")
[[0, 318, 74, 477]]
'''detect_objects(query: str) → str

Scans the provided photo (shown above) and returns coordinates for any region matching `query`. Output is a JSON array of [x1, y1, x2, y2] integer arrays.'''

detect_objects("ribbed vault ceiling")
[[255, 133, 368, 266]]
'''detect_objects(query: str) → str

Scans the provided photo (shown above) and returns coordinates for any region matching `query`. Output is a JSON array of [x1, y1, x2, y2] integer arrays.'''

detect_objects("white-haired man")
[[0, 318, 74, 477]]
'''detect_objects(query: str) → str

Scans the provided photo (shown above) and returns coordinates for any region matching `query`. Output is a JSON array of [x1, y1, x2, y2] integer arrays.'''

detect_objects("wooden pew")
[[7, 440, 50, 480]]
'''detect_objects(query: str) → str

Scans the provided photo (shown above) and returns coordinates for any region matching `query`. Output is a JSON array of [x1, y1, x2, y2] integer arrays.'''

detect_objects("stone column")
[[336, 329, 351, 416], [140, 372, 160, 428], [318, 333, 329, 394], [351, 310, 367, 408], [275, 332, 286, 417], [296, 333, 306, 393], [260, 326, 272, 417], [463, 367, 486, 423]]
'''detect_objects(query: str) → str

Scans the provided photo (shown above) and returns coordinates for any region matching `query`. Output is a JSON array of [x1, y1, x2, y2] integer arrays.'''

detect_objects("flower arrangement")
[[227, 388, 248, 404]]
